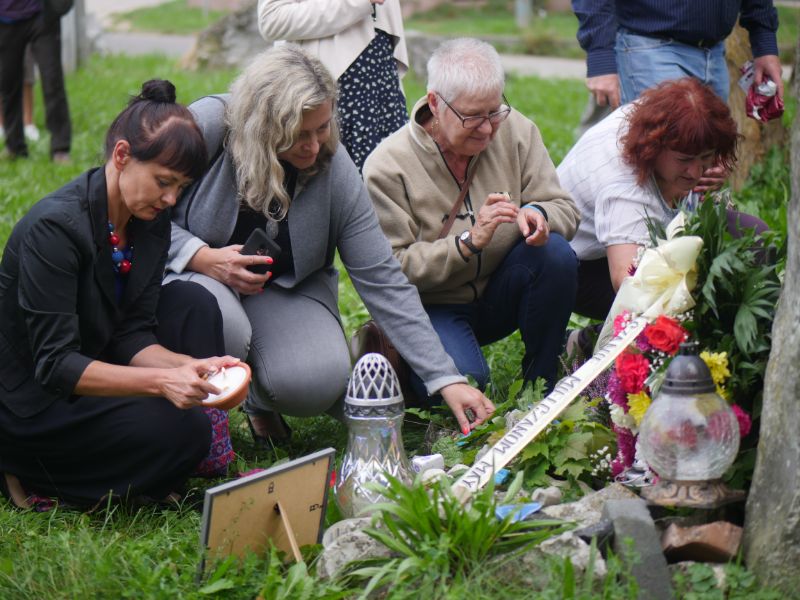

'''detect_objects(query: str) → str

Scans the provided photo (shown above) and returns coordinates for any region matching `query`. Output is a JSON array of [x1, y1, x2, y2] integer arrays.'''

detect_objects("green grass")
[[110, 0, 231, 35], [0, 50, 793, 597]]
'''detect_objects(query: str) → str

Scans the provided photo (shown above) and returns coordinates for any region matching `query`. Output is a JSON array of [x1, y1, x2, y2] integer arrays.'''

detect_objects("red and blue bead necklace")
[[107, 221, 133, 274]]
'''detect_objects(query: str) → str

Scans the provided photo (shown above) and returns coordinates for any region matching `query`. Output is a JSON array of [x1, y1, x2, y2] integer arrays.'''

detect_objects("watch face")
[[460, 231, 470, 241]]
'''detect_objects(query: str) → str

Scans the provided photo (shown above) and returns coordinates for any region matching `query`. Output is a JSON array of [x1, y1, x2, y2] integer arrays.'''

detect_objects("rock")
[[446, 463, 469, 477], [316, 528, 392, 579], [181, 0, 262, 71], [531, 485, 563, 507], [536, 531, 608, 578], [661, 521, 742, 563], [420, 468, 447, 485], [321, 517, 372, 549], [603, 498, 674, 600], [474, 443, 491, 462], [574, 518, 614, 556], [540, 483, 639, 529], [742, 27, 800, 592]]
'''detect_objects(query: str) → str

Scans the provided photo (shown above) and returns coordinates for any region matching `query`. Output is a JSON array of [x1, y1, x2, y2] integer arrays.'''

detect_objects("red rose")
[[643, 315, 687, 355], [615, 351, 650, 394]]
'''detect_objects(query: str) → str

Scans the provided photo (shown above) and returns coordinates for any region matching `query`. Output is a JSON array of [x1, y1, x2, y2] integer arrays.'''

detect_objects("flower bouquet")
[[606, 311, 751, 482]]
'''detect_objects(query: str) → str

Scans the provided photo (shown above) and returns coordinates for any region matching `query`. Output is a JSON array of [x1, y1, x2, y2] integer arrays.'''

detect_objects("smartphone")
[[241, 228, 282, 274]]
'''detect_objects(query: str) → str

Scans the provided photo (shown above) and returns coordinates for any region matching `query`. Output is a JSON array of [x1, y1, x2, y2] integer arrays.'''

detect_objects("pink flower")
[[613, 311, 631, 336], [731, 404, 752, 438], [613, 424, 637, 468], [615, 351, 650, 394], [607, 371, 629, 409]]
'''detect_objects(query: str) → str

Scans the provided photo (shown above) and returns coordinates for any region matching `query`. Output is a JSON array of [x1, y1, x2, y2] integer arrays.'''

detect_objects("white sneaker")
[[24, 124, 40, 141]]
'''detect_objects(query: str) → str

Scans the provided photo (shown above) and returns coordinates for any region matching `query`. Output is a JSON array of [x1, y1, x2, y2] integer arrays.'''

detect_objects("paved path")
[[80, 0, 791, 80]]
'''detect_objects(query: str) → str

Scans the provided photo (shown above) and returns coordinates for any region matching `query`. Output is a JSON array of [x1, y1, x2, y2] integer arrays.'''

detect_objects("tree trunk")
[[725, 25, 787, 190], [742, 35, 800, 590]]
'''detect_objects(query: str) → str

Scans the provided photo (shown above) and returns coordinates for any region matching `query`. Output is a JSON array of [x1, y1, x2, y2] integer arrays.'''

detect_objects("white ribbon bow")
[[596, 213, 703, 349]]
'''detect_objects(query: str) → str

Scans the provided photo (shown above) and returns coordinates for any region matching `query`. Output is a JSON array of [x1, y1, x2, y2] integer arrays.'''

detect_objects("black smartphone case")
[[241, 229, 282, 274]]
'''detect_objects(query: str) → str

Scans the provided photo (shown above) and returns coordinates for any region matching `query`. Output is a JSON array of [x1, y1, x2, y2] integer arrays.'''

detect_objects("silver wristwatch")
[[459, 230, 481, 255]]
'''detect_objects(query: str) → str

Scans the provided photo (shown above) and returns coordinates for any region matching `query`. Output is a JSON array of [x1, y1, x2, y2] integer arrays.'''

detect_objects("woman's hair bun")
[[135, 79, 177, 104]]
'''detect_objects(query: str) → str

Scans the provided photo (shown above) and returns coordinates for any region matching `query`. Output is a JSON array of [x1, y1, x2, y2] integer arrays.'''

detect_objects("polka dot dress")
[[337, 29, 408, 173]]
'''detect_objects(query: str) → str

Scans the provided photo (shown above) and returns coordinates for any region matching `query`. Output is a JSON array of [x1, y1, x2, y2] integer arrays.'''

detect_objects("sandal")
[[0, 472, 32, 509], [244, 409, 292, 447]]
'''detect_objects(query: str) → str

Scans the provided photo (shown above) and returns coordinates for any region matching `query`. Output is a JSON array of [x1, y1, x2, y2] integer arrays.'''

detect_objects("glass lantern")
[[639, 342, 744, 507], [334, 353, 413, 518]]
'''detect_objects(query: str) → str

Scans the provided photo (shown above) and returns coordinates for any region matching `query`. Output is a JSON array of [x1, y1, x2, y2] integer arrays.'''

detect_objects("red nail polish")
[[462, 426, 470, 436]]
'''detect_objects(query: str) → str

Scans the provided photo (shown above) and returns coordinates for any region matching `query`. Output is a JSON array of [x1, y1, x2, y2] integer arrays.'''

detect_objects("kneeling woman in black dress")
[[0, 80, 237, 509]]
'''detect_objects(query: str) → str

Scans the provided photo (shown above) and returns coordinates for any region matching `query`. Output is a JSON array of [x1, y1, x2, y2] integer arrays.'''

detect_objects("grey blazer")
[[167, 96, 465, 393]]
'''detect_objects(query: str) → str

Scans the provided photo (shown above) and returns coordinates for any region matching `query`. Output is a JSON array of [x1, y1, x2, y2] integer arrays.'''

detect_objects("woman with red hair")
[[558, 77, 764, 324]]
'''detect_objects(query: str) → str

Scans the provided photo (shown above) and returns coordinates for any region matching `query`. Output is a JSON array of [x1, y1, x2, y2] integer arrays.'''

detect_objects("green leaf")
[[199, 578, 236, 594]]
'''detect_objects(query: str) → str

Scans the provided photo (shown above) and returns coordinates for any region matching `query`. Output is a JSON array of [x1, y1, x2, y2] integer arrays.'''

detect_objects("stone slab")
[[603, 498, 674, 600]]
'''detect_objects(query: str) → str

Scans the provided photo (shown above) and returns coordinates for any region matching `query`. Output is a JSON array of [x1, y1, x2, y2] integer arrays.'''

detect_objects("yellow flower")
[[701, 351, 730, 386], [627, 391, 652, 426]]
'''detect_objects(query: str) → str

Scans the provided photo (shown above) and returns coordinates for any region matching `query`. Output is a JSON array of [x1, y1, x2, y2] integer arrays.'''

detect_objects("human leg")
[[22, 46, 39, 140], [0, 396, 211, 507], [243, 286, 352, 417], [615, 30, 726, 103], [574, 257, 616, 321], [28, 13, 70, 157], [163, 271, 252, 360], [477, 235, 577, 390], [0, 20, 33, 157], [156, 280, 233, 476]]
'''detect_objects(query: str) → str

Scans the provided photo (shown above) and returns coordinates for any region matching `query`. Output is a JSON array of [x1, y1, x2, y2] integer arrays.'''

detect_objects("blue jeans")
[[615, 29, 729, 104], [410, 234, 577, 398]]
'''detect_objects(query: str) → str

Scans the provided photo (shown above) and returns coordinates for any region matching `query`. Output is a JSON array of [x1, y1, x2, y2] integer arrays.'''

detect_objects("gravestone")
[[742, 35, 800, 592]]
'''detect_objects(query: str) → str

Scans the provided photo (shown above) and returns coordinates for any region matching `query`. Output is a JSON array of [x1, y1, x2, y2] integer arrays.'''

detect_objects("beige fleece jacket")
[[364, 97, 579, 305]]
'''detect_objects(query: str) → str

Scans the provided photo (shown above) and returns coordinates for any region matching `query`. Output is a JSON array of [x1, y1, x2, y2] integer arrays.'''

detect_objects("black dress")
[[337, 29, 408, 173], [0, 168, 224, 507]]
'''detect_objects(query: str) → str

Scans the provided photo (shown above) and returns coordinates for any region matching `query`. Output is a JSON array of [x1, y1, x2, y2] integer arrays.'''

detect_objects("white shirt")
[[557, 106, 679, 261]]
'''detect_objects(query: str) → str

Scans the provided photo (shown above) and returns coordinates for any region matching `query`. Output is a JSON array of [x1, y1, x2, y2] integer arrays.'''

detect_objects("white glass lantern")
[[334, 353, 413, 518], [639, 342, 743, 507]]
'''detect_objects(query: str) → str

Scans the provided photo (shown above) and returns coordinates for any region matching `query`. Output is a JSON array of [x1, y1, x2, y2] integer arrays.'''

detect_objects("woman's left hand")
[[517, 205, 549, 246], [440, 383, 495, 435], [693, 164, 727, 195]]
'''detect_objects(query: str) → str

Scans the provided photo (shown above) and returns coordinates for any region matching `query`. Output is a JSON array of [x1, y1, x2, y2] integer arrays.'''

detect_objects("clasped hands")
[[464, 193, 550, 252]]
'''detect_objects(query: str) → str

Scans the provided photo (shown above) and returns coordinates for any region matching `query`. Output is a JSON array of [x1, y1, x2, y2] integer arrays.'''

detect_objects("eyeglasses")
[[437, 93, 511, 129]]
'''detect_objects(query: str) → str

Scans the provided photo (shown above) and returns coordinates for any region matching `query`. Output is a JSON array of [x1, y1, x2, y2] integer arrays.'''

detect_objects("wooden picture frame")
[[199, 447, 336, 571]]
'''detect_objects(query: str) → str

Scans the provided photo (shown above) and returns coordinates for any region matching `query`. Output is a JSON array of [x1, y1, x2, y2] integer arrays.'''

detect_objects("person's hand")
[[200, 245, 272, 295], [158, 356, 240, 409], [370, 0, 385, 4], [693, 164, 728, 195], [440, 383, 495, 435], [469, 193, 520, 249], [586, 74, 621, 108], [517, 205, 550, 247], [753, 54, 784, 102]]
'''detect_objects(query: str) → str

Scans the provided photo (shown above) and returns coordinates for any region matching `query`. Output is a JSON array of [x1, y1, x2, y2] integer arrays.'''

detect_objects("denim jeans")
[[615, 29, 729, 104], [409, 234, 577, 399]]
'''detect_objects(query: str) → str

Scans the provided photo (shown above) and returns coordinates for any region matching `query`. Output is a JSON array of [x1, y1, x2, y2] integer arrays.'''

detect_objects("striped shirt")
[[572, 0, 780, 77]]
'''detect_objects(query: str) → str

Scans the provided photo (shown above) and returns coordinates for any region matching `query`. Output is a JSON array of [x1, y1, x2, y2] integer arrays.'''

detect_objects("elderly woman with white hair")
[[164, 44, 494, 442], [364, 38, 580, 396]]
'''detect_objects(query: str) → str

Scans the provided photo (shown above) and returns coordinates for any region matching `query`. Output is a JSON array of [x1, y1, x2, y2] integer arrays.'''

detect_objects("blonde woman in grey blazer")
[[165, 45, 494, 442]]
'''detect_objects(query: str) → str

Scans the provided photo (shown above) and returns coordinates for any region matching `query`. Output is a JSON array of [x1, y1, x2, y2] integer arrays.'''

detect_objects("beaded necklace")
[[107, 221, 133, 275]]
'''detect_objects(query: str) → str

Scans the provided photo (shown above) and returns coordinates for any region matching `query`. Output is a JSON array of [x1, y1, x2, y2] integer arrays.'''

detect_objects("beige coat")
[[364, 97, 579, 305], [257, 0, 408, 80]]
